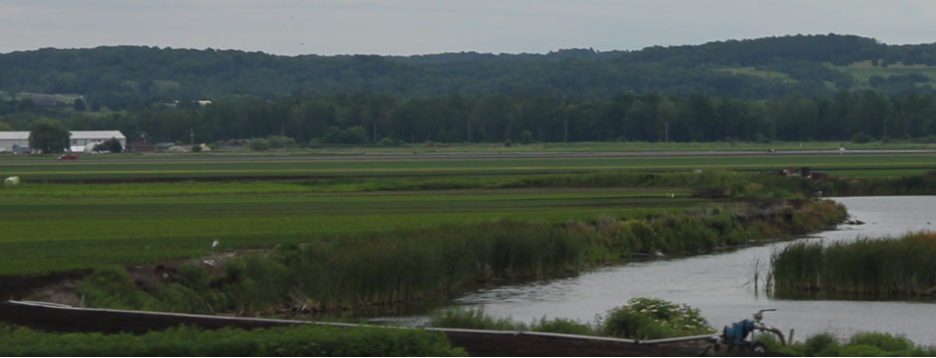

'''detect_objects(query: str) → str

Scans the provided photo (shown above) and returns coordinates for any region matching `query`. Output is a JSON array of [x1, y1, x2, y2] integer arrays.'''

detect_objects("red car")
[[58, 154, 79, 161]]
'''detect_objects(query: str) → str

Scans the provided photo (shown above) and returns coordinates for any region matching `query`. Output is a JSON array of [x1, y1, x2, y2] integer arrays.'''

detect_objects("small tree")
[[93, 137, 123, 153], [29, 119, 70, 153], [73, 98, 86, 112]]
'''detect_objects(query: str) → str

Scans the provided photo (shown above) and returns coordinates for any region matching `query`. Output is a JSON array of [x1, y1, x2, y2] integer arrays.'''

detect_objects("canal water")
[[378, 196, 936, 344]]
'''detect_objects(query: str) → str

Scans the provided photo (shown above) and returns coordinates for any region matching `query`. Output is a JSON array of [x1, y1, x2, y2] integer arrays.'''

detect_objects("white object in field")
[[4, 176, 19, 186], [212, 240, 220, 248], [839, 147, 846, 154]]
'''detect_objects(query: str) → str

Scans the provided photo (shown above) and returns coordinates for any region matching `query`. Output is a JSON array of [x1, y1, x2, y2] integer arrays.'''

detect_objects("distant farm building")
[[69, 131, 127, 152], [0, 130, 126, 153], [0, 132, 30, 153]]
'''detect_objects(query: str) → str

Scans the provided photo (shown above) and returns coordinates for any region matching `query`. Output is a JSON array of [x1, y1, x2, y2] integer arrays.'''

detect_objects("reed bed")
[[428, 297, 712, 340], [771, 231, 936, 296]]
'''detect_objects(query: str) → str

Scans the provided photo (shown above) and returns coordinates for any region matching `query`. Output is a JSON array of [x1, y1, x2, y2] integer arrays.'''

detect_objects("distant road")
[[3, 149, 936, 164]]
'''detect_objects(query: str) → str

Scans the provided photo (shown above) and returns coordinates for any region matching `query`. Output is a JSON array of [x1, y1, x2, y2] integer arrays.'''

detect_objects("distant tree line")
[[7, 34, 936, 110], [3, 90, 936, 145]]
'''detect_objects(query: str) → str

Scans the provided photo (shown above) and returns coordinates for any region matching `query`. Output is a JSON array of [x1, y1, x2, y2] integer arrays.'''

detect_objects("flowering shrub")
[[603, 298, 713, 340]]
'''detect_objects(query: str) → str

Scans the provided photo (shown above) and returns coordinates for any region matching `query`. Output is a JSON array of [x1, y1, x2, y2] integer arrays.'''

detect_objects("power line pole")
[[468, 122, 472, 143], [373, 122, 377, 143], [190, 128, 194, 147], [664, 122, 669, 143]]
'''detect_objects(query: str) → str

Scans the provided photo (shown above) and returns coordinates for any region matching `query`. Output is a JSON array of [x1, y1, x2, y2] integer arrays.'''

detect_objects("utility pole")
[[664, 122, 669, 143], [190, 128, 194, 146], [468, 122, 472, 143], [280, 123, 285, 137], [373, 122, 377, 143]]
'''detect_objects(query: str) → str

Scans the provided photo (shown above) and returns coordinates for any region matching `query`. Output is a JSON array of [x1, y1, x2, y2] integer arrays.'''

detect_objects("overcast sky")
[[2, 0, 935, 56]]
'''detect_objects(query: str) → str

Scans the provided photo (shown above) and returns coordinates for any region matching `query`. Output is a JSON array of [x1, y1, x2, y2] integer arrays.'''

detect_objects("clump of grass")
[[771, 231, 936, 296], [528, 317, 599, 336], [429, 307, 522, 331], [428, 307, 603, 335]]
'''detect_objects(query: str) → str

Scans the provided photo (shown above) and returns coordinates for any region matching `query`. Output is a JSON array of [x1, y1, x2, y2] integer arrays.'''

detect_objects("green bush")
[[248, 138, 271, 151], [76, 266, 160, 310], [0, 324, 465, 356], [802, 332, 842, 356], [851, 132, 875, 144], [602, 298, 712, 339], [267, 135, 296, 149]]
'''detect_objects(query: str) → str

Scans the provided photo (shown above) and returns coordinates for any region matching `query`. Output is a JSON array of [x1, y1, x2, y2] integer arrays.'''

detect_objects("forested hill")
[[5, 34, 936, 109]]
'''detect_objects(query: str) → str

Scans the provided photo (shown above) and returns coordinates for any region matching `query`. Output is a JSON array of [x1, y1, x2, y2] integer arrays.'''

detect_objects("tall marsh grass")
[[771, 231, 936, 296], [428, 298, 712, 340]]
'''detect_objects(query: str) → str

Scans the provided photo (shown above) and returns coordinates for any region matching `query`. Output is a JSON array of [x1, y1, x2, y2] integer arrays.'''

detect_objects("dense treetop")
[[2, 91, 935, 145], [4, 34, 936, 145], [4, 34, 936, 109]]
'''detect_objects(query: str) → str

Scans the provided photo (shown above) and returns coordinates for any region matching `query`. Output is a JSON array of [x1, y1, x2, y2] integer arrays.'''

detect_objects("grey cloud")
[[1, 0, 935, 55]]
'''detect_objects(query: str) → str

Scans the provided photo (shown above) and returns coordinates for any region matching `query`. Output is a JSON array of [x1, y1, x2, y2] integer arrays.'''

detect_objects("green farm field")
[[0, 186, 698, 276], [2, 153, 935, 181]]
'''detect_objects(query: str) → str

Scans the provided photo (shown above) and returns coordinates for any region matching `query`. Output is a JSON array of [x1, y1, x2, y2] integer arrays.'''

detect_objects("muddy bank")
[[0, 270, 91, 302]]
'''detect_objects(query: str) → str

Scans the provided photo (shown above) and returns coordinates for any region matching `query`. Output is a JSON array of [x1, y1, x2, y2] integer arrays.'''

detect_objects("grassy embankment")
[[0, 324, 464, 356], [431, 298, 936, 357], [75, 197, 844, 315], [427, 299, 936, 356], [771, 232, 936, 297], [2, 153, 936, 181]]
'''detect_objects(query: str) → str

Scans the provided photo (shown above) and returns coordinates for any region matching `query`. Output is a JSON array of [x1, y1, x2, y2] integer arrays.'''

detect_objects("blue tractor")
[[718, 309, 789, 353]]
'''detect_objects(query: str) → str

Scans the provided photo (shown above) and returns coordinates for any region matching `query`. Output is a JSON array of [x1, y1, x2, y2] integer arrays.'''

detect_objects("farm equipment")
[[717, 309, 790, 353]]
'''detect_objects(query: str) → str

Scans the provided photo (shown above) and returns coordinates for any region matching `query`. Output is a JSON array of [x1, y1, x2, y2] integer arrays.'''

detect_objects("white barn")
[[0, 132, 30, 153], [0, 130, 126, 153]]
